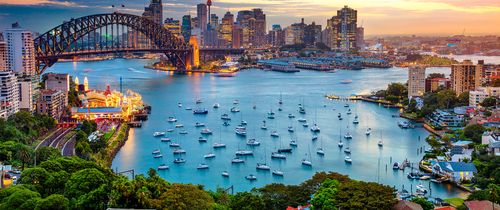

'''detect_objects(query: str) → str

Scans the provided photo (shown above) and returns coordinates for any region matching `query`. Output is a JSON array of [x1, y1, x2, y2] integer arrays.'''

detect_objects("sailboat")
[[310, 109, 320, 132], [344, 156, 352, 163], [257, 149, 271, 170], [317, 137, 325, 156], [366, 128, 372, 135], [378, 132, 384, 147], [261, 120, 268, 130], [213, 127, 226, 149], [302, 145, 312, 166], [279, 92, 283, 105], [272, 169, 284, 176], [338, 128, 344, 147], [344, 125, 353, 139]]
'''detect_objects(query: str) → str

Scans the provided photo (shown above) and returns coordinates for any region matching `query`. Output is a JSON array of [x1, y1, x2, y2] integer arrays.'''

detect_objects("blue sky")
[[0, 0, 499, 36]]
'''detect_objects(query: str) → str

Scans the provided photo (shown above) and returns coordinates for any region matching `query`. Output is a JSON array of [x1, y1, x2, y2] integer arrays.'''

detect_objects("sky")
[[0, 0, 499, 36]]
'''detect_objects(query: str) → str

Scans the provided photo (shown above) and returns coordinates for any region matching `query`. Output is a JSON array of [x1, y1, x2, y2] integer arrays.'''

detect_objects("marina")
[[48, 58, 465, 198]]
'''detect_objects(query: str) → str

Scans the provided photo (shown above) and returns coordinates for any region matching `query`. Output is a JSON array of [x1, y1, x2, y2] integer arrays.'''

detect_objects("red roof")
[[434, 206, 456, 210], [393, 200, 423, 210], [464, 200, 500, 210]]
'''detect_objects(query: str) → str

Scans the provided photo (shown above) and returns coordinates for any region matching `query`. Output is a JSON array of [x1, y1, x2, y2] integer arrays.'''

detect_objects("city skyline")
[[0, 0, 499, 36]]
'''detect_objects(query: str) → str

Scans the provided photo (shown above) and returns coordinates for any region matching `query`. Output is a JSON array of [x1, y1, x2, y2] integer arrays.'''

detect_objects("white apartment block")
[[0, 71, 19, 118], [408, 66, 426, 99], [5, 25, 36, 75], [469, 87, 500, 107]]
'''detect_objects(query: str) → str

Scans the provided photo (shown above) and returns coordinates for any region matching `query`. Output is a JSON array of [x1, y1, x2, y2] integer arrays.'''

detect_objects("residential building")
[[181, 15, 192, 42], [285, 19, 306, 45], [220, 12, 234, 45], [0, 71, 19, 118], [336, 6, 357, 51], [18, 76, 36, 112], [252, 8, 267, 47], [432, 161, 477, 182], [429, 109, 464, 128], [268, 25, 285, 47], [0, 41, 6, 71], [236, 9, 266, 48], [451, 60, 483, 95], [164, 18, 181, 38], [425, 77, 450, 92], [44, 73, 70, 92], [4, 23, 36, 75], [37, 89, 67, 120], [393, 200, 423, 210], [469, 86, 500, 107], [356, 27, 364, 50], [304, 22, 322, 46], [407, 66, 426, 98]]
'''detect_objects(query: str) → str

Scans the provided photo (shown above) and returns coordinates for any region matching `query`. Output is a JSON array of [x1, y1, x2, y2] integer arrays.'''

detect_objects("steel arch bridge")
[[34, 12, 193, 74]]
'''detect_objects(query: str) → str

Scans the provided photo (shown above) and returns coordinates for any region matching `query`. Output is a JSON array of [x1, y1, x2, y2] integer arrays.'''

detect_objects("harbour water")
[[47, 59, 469, 199]]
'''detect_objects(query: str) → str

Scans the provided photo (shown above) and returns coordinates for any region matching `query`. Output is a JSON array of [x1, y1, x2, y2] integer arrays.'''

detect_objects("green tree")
[[0, 186, 41, 210], [463, 124, 486, 144], [436, 89, 458, 109], [335, 180, 397, 210], [64, 168, 109, 199], [18, 167, 50, 192], [15, 144, 33, 170], [255, 183, 305, 210], [311, 179, 340, 210], [230, 192, 265, 210], [35, 194, 69, 210], [480, 97, 497, 107], [411, 197, 433, 210], [162, 184, 214, 210], [35, 147, 61, 163], [386, 83, 407, 98]]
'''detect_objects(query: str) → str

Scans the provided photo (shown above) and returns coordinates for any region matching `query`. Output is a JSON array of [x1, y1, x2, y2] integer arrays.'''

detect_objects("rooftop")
[[436, 161, 477, 173]]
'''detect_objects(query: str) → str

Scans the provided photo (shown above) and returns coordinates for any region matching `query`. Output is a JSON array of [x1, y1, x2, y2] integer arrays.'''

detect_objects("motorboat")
[[246, 139, 261, 146], [152, 149, 161, 154], [393, 162, 400, 170], [344, 156, 352, 163], [288, 114, 295, 118], [278, 107, 283, 111], [169, 142, 180, 147], [430, 179, 442, 183], [177, 102, 182, 107], [278, 148, 292, 153], [157, 164, 169, 170], [420, 176, 431, 180], [231, 157, 244, 163], [213, 103, 220, 109], [161, 138, 172, 142], [290, 140, 298, 146], [221, 171, 229, 177], [297, 118, 307, 122], [240, 120, 248, 125], [173, 158, 186, 164], [302, 123, 309, 127], [270, 131, 279, 137], [288, 126, 294, 132], [344, 132, 353, 139], [230, 107, 240, 113], [153, 132, 165, 137], [310, 124, 320, 132], [175, 124, 184, 128], [185, 107, 193, 110], [267, 114, 275, 119], [338, 141, 344, 147], [261, 124, 267, 130], [407, 172, 423, 179], [246, 174, 257, 180], [197, 163, 209, 170], [338, 116, 343, 120], [299, 107, 306, 114], [173, 149, 186, 154], [235, 127, 247, 136], [195, 122, 206, 127], [235, 150, 253, 156], [366, 128, 371, 135], [301, 159, 312, 166], [221, 114, 231, 120], [347, 109, 352, 115], [378, 141, 383, 147], [233, 100, 239, 105], [312, 135, 318, 141], [416, 184, 428, 194], [204, 153, 216, 159], [271, 152, 286, 159], [166, 129, 174, 133], [201, 128, 213, 135], [344, 104, 349, 107], [317, 148, 325, 156], [256, 163, 271, 170], [353, 119, 359, 124], [272, 170, 284, 176], [213, 143, 226, 149], [193, 108, 208, 114], [398, 121, 410, 129], [153, 154, 163, 158], [167, 117, 177, 122], [198, 137, 208, 142], [179, 130, 188, 135], [196, 99, 203, 104], [344, 147, 351, 154]]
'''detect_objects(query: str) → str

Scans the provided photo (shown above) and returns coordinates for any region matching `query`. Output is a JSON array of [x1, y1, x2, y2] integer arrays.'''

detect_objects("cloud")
[[0, 0, 81, 7]]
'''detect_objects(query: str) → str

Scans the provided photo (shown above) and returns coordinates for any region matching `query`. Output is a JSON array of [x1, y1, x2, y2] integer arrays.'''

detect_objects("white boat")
[[393, 162, 400, 170], [153, 132, 165, 137], [153, 154, 163, 158], [378, 140, 383, 147], [167, 117, 177, 122], [201, 128, 213, 135], [231, 157, 244, 163], [233, 99, 239, 105], [223, 121, 230, 126], [344, 104, 349, 107], [297, 118, 307, 122], [198, 137, 208, 142], [197, 163, 209, 169], [196, 99, 203, 104], [157, 164, 169, 170], [235, 150, 253, 156], [341, 79, 353, 84], [271, 152, 286, 159], [261, 124, 267, 130], [173, 158, 186, 164], [270, 131, 279, 137], [221, 171, 229, 177], [185, 107, 192, 110], [302, 123, 309, 127], [204, 153, 216, 159], [344, 147, 351, 153], [246, 139, 261, 146], [166, 129, 174, 132], [193, 108, 208, 114], [241, 120, 248, 125], [152, 149, 161, 154], [213, 143, 226, 148], [256, 163, 271, 170], [195, 122, 206, 127], [173, 149, 186, 154], [344, 156, 352, 163], [245, 174, 257, 180], [177, 102, 182, 107], [235, 127, 247, 136], [420, 176, 431, 180], [288, 114, 295, 118], [169, 142, 180, 147], [338, 141, 344, 147], [344, 132, 353, 139], [353, 119, 359, 124], [272, 170, 284, 176], [230, 107, 240, 113], [301, 159, 312, 166], [288, 126, 294, 132], [312, 135, 318, 141], [290, 140, 298, 146], [366, 128, 371, 135], [179, 130, 188, 134], [175, 124, 184, 128], [213, 103, 220, 109], [347, 109, 352, 115], [161, 138, 172, 142], [221, 114, 231, 120], [310, 124, 320, 132], [299, 106, 306, 114], [416, 184, 428, 194], [317, 148, 325, 156]]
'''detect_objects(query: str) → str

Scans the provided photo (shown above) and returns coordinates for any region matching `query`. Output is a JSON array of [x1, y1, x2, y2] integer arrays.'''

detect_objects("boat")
[[344, 104, 349, 107], [195, 122, 206, 127], [215, 72, 236, 77], [235, 126, 247, 136], [338, 141, 344, 147], [398, 121, 410, 129], [196, 99, 203, 104], [179, 130, 188, 135], [152, 149, 161, 154], [213, 143, 226, 149], [213, 103, 220, 109], [278, 148, 292, 153], [272, 170, 284, 176], [201, 128, 213, 135], [161, 138, 172, 142], [157, 164, 169, 170], [398, 189, 410, 199], [173, 158, 186, 164], [344, 147, 351, 154], [267, 114, 275, 119], [279, 92, 283, 105], [297, 118, 307, 122], [173, 149, 186, 154], [430, 179, 442, 183], [240, 120, 247, 125], [177, 102, 182, 107], [347, 109, 352, 115], [288, 126, 294, 132], [344, 132, 353, 139], [317, 148, 325, 156], [230, 107, 240, 113], [416, 184, 428, 194], [393, 162, 400, 170], [256, 163, 271, 170], [153, 154, 163, 158], [420, 176, 431, 180], [407, 172, 423, 179], [166, 129, 174, 132], [341, 79, 353, 84], [198, 137, 208, 142], [310, 124, 320, 132], [185, 107, 193, 110], [278, 107, 282, 111], [378, 140, 383, 147], [245, 174, 257, 181], [338, 116, 343, 120], [175, 124, 184, 128], [153, 132, 165, 137], [344, 156, 352, 163], [301, 159, 312, 166], [288, 114, 295, 118], [233, 100, 239, 105], [271, 152, 286, 159], [221, 114, 231, 120], [312, 135, 318, 141], [197, 163, 209, 169], [231, 157, 245, 164], [235, 150, 253, 156], [290, 140, 298, 146], [353, 119, 359, 124], [223, 121, 230, 126], [270, 130, 279, 137], [221, 171, 230, 177], [366, 128, 371, 135], [193, 108, 208, 114], [260, 124, 267, 130], [169, 142, 180, 147], [204, 153, 216, 159], [299, 106, 306, 114], [302, 123, 309, 127], [167, 117, 177, 122], [246, 139, 261, 146]]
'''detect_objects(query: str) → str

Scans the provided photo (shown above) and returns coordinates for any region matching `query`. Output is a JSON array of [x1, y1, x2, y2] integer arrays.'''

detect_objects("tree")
[[411, 197, 433, 210], [457, 92, 469, 106], [161, 184, 214, 210], [480, 97, 497, 107], [0, 186, 41, 210], [463, 124, 486, 144], [335, 180, 397, 210], [255, 183, 305, 210], [386, 83, 407, 98], [18, 167, 50, 192], [35, 194, 69, 210], [436, 90, 458, 109], [36, 147, 61, 163], [15, 144, 33, 170], [64, 168, 109, 199], [230, 192, 265, 210], [311, 179, 340, 210], [467, 184, 500, 204]]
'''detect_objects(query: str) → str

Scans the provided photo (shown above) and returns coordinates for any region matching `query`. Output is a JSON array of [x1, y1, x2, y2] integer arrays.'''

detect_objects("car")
[[12, 169, 21, 174]]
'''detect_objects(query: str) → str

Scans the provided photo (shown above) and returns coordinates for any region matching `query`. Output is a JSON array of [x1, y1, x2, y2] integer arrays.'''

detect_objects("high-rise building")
[[4, 23, 36, 75], [197, 4, 208, 32], [451, 60, 483, 95], [164, 18, 181, 38], [304, 21, 322, 46], [0, 71, 19, 118], [356, 27, 365, 50], [142, 0, 163, 25], [221, 12, 234, 45], [37, 89, 67, 120], [252, 8, 266, 47], [232, 25, 243, 49], [269, 25, 285, 47], [0, 41, 7, 71], [336, 6, 357, 51], [408, 66, 426, 99], [210, 14, 219, 29], [18, 76, 37, 112], [285, 19, 306, 45], [236, 9, 266, 48], [181, 15, 192, 42]]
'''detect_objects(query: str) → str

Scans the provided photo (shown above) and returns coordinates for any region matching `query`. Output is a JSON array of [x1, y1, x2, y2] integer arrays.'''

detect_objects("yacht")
[[221, 113, 231, 120], [344, 147, 351, 153], [204, 153, 216, 159], [201, 128, 213, 135], [175, 124, 184, 128], [173, 149, 186, 154], [153, 154, 163, 158], [167, 117, 177, 122], [297, 118, 307, 122], [246, 139, 261, 146], [198, 137, 208, 142], [153, 132, 165, 137], [301, 159, 312, 166], [272, 170, 284, 176], [366, 128, 371, 135], [161, 138, 172, 142], [344, 156, 352, 163], [213, 143, 226, 149], [231, 157, 245, 163], [338, 141, 344, 147], [197, 163, 209, 170], [312, 135, 318, 141], [230, 107, 240, 113], [177, 102, 182, 107], [310, 124, 320, 132], [166, 129, 174, 132], [152, 149, 161, 154], [233, 99, 239, 105], [270, 131, 279, 137], [288, 114, 295, 118], [393, 162, 400, 170], [169, 142, 180, 147], [317, 148, 325, 156], [245, 174, 257, 181], [302, 123, 309, 127], [221, 171, 230, 177], [344, 132, 353, 139], [235, 126, 247, 136], [173, 158, 186, 164], [288, 126, 294, 132], [235, 150, 253, 156], [290, 140, 298, 146], [271, 152, 286, 159], [398, 121, 410, 129], [157, 164, 169, 170], [213, 103, 220, 109], [256, 163, 271, 170], [195, 122, 206, 127], [193, 108, 208, 115], [179, 130, 188, 135]]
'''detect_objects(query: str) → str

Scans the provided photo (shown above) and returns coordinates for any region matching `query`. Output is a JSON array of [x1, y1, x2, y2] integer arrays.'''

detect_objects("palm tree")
[[15, 145, 32, 170]]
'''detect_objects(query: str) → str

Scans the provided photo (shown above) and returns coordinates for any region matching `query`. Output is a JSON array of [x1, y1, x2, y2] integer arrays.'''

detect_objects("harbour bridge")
[[34, 12, 244, 74]]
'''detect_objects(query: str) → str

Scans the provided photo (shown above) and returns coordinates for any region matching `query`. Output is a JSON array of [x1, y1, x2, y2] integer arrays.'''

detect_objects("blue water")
[[47, 59, 467, 199]]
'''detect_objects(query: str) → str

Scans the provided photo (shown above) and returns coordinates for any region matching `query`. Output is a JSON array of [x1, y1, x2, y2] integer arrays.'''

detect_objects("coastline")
[[94, 123, 130, 167]]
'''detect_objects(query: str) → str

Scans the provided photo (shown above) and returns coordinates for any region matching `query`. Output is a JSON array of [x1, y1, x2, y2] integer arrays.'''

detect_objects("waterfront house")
[[428, 109, 465, 128], [432, 162, 477, 182]]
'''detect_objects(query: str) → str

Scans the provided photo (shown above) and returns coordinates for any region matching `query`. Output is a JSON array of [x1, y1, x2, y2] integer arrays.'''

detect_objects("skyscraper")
[[142, 0, 163, 25], [451, 60, 483, 95], [356, 27, 365, 50], [221, 12, 234, 45], [336, 6, 357, 51], [181, 15, 192, 42], [197, 4, 208, 32], [164, 18, 181, 38], [0, 71, 19, 118], [269, 25, 285, 47], [408, 66, 426, 99], [4, 23, 36, 75], [252, 8, 266, 47], [232, 24, 243, 49]]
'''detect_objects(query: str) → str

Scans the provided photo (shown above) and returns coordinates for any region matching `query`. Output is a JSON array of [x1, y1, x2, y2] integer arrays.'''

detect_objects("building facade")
[[18, 76, 35, 112], [451, 60, 482, 95], [4, 24, 36, 75], [0, 71, 19, 118], [0, 41, 7, 71], [408, 66, 426, 98], [45, 73, 70, 92], [220, 12, 234, 45], [164, 18, 181, 38], [425, 77, 451, 92], [142, 0, 163, 25], [181, 15, 192, 42], [304, 22, 322, 46], [356, 27, 364, 50], [37, 89, 67, 120], [469, 86, 500, 107]]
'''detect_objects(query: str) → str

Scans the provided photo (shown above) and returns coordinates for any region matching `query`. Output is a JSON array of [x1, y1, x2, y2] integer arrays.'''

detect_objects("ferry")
[[220, 61, 240, 72]]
